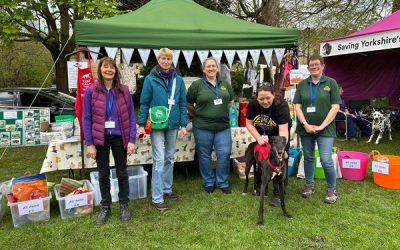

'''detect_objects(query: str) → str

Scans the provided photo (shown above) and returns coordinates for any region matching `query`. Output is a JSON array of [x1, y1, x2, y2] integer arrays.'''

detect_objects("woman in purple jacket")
[[83, 57, 137, 225]]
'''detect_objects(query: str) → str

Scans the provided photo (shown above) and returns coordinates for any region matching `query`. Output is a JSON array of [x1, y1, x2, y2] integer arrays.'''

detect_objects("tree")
[[0, 1, 119, 93], [393, 0, 400, 12], [236, 0, 280, 26]]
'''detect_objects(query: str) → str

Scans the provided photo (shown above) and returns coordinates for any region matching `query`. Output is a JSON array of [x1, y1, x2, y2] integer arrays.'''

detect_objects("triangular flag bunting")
[[262, 49, 273, 66], [210, 50, 223, 63], [121, 48, 134, 64], [224, 50, 236, 68], [138, 49, 151, 66], [88, 47, 100, 63], [236, 50, 248, 67], [153, 49, 159, 59], [196, 50, 209, 65], [172, 49, 181, 67], [104, 47, 118, 60], [182, 50, 195, 68], [249, 50, 261, 65], [274, 48, 286, 65]]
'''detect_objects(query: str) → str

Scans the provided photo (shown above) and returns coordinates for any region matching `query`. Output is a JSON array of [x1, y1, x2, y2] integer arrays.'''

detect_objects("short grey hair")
[[202, 57, 219, 70]]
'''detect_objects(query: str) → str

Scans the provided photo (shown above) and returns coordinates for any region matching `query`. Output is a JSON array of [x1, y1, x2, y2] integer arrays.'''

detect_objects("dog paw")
[[242, 192, 248, 196], [257, 222, 264, 226]]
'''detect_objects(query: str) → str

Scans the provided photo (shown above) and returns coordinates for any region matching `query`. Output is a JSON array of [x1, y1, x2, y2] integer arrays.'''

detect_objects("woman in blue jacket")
[[137, 48, 187, 211]]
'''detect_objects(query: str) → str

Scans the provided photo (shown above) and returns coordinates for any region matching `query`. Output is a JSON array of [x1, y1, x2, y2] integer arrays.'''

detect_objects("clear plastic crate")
[[7, 193, 52, 228], [0, 194, 4, 222], [54, 180, 94, 219], [90, 166, 148, 206]]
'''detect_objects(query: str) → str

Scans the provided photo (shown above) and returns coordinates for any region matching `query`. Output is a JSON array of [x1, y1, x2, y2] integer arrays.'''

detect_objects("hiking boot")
[[324, 190, 337, 204], [270, 196, 281, 207], [221, 186, 232, 194], [164, 192, 179, 200], [153, 202, 169, 211], [301, 184, 315, 198], [96, 206, 111, 225], [204, 186, 215, 194], [120, 203, 131, 222]]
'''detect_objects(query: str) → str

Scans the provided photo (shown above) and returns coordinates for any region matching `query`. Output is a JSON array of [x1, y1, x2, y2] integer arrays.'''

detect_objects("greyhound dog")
[[367, 109, 392, 144], [243, 136, 292, 225]]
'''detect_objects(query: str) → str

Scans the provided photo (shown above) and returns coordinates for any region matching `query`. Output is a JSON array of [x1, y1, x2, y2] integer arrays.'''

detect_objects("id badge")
[[214, 98, 222, 105], [105, 121, 115, 128], [168, 99, 175, 105], [307, 106, 316, 113]]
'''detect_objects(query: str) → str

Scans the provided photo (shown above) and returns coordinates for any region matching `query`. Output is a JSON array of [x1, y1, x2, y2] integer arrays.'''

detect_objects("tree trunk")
[[55, 58, 69, 93], [256, 0, 280, 26], [393, 0, 400, 12]]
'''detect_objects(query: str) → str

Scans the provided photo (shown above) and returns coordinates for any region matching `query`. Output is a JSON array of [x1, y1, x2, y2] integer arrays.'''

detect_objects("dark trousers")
[[96, 136, 129, 206]]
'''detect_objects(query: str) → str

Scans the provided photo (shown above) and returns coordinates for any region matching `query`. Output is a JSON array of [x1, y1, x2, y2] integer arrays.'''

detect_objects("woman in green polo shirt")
[[293, 54, 341, 204], [187, 57, 234, 194]]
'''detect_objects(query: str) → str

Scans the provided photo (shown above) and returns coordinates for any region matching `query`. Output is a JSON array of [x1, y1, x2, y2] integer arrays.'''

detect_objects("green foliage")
[[0, 42, 53, 87], [230, 67, 245, 98], [0, 130, 400, 248]]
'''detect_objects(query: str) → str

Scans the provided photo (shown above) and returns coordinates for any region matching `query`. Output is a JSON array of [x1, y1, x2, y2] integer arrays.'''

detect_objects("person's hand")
[[137, 127, 145, 137], [304, 124, 317, 134], [314, 125, 325, 133], [257, 135, 268, 145], [86, 145, 96, 159], [127, 142, 135, 156], [179, 127, 187, 138]]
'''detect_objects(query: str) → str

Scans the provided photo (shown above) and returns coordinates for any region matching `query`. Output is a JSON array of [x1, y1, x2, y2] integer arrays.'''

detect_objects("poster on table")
[[0, 108, 50, 147]]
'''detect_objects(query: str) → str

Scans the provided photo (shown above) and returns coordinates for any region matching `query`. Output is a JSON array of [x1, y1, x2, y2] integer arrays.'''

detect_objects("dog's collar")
[[254, 144, 285, 173]]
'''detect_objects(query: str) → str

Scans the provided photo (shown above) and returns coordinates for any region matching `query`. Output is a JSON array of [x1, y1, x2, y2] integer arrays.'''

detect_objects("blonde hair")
[[157, 48, 173, 60]]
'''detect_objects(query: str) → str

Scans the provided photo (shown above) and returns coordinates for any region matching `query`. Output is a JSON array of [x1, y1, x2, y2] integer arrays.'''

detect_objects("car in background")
[[0, 88, 76, 122]]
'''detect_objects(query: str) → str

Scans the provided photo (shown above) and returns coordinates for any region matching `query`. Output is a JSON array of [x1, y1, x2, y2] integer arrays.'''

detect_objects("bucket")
[[338, 151, 370, 181], [371, 150, 400, 189], [314, 147, 337, 179]]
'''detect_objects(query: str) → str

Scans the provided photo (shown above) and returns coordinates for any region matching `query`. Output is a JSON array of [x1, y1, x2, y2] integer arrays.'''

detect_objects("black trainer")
[[221, 186, 232, 194], [164, 192, 179, 200], [153, 202, 169, 211], [96, 206, 111, 225], [204, 186, 215, 193], [270, 196, 281, 207], [120, 203, 131, 222]]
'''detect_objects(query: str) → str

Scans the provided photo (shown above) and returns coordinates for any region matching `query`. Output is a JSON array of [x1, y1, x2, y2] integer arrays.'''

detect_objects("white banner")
[[274, 48, 285, 65], [88, 47, 100, 63], [182, 50, 195, 68], [197, 50, 209, 65], [138, 49, 151, 66], [152, 49, 159, 59], [236, 50, 248, 67], [172, 49, 181, 67], [249, 50, 260, 65], [210, 50, 223, 63], [262, 49, 273, 65], [104, 47, 118, 60], [320, 30, 400, 57], [121, 48, 134, 64], [67, 61, 88, 89], [224, 50, 236, 68]]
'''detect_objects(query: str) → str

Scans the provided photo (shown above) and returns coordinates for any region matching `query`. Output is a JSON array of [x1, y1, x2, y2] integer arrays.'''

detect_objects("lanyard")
[[260, 107, 272, 135], [202, 78, 219, 98], [106, 91, 114, 119], [309, 77, 322, 106], [162, 75, 174, 97]]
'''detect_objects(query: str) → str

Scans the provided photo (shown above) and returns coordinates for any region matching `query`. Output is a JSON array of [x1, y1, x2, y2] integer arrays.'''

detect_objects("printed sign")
[[67, 61, 88, 89], [316, 157, 322, 168], [18, 199, 44, 216], [288, 157, 294, 167], [65, 193, 89, 209], [342, 159, 361, 169], [320, 29, 400, 57], [372, 161, 389, 175], [290, 68, 310, 85]]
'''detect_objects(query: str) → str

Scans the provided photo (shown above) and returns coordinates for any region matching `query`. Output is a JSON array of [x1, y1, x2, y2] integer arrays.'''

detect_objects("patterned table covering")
[[40, 127, 254, 173]]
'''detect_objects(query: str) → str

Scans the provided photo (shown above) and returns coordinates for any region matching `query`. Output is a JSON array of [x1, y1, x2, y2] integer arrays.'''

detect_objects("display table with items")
[[40, 127, 255, 173]]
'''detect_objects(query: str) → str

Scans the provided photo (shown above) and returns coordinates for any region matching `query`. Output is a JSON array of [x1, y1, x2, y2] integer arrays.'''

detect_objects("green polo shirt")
[[187, 78, 234, 131], [293, 76, 341, 137]]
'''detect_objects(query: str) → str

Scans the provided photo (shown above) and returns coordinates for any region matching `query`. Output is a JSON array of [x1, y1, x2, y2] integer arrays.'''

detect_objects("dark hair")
[[97, 57, 122, 89], [307, 54, 324, 66], [255, 83, 282, 106]]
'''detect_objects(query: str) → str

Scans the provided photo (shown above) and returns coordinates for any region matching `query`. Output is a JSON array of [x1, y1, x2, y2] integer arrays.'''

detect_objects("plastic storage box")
[[90, 166, 148, 206], [0, 193, 4, 222], [54, 180, 94, 219], [8, 193, 52, 228]]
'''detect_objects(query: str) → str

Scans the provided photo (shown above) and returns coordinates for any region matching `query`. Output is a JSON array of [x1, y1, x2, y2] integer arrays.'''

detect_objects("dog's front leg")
[[375, 131, 383, 144], [367, 131, 375, 143], [257, 171, 268, 226], [278, 178, 292, 218], [388, 123, 392, 141]]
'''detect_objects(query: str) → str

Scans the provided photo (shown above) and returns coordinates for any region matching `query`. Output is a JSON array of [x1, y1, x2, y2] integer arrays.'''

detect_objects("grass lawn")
[[0, 130, 399, 249]]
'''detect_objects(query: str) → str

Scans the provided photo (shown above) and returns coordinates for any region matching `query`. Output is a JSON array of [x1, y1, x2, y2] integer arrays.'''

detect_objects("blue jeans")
[[96, 136, 129, 206], [193, 127, 232, 189], [300, 135, 336, 191], [150, 129, 178, 203]]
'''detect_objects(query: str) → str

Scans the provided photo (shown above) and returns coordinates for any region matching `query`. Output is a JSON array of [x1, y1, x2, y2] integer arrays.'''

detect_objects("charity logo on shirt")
[[253, 114, 277, 131]]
